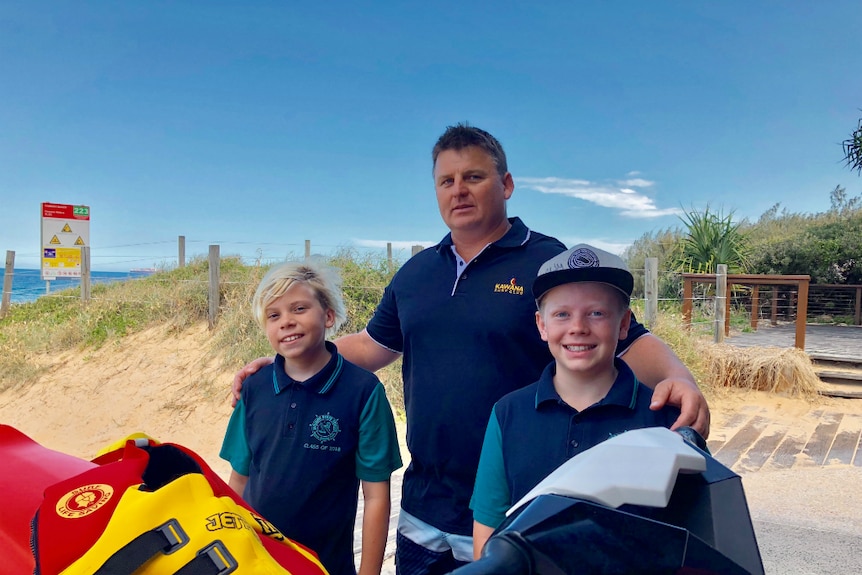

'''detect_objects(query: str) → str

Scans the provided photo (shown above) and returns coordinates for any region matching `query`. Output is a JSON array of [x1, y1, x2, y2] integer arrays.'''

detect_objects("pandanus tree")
[[676, 205, 750, 275], [843, 115, 862, 176]]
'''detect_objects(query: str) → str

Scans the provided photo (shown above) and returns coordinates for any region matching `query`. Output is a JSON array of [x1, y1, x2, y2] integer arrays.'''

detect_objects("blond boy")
[[220, 261, 402, 575]]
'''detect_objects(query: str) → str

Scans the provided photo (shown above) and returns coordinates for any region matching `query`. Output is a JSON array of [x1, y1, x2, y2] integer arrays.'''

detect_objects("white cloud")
[[515, 176, 680, 219], [620, 178, 654, 187]]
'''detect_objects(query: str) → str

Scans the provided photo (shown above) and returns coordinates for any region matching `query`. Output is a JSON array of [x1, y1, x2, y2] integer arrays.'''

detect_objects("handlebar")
[[447, 533, 533, 575]]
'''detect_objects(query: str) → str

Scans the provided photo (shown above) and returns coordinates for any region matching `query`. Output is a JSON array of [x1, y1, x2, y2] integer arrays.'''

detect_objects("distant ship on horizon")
[[129, 267, 157, 274]]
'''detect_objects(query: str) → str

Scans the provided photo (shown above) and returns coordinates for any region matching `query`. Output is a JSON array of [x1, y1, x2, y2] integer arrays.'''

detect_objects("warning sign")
[[41, 203, 90, 280]]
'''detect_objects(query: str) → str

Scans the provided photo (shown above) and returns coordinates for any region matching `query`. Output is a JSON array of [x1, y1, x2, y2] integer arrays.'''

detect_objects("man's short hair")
[[432, 123, 508, 177], [252, 260, 347, 338]]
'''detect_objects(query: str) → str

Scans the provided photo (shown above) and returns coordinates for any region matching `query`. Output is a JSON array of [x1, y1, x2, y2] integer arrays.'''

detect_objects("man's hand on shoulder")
[[650, 377, 710, 439], [230, 356, 274, 407]]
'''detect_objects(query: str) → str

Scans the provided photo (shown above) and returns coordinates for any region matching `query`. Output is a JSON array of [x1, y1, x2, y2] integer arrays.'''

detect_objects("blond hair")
[[252, 260, 347, 338]]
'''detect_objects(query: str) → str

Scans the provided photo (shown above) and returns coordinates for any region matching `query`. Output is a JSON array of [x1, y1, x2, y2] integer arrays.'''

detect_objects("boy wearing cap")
[[469, 244, 682, 558]]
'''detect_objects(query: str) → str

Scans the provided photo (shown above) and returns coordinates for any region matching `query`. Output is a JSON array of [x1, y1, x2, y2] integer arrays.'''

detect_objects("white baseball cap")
[[532, 244, 634, 303]]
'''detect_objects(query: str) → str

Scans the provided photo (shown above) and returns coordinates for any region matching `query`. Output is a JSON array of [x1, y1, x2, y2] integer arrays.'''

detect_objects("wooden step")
[[809, 353, 862, 369], [810, 354, 862, 395], [816, 369, 862, 383], [818, 382, 862, 399]]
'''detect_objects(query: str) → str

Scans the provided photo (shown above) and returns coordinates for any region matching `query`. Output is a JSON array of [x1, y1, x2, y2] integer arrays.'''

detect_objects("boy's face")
[[264, 282, 335, 367], [535, 282, 631, 380]]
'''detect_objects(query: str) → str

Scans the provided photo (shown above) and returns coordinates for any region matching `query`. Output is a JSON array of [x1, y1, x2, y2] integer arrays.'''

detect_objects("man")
[[234, 124, 709, 575]]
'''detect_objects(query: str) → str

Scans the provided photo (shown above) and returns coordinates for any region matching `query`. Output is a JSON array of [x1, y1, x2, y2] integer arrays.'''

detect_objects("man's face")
[[433, 146, 514, 236]]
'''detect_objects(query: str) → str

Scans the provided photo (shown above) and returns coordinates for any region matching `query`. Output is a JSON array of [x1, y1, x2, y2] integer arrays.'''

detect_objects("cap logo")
[[568, 248, 600, 269]]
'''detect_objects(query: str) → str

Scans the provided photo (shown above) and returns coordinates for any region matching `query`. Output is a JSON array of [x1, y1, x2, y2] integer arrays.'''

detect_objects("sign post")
[[41, 203, 91, 280]]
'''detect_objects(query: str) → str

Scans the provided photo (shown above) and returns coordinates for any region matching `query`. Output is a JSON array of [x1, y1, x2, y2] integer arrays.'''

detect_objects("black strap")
[[175, 541, 238, 575], [93, 519, 188, 575]]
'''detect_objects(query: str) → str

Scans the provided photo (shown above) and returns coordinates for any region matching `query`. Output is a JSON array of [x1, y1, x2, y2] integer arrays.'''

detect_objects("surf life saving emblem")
[[55, 483, 114, 518], [309, 413, 341, 443]]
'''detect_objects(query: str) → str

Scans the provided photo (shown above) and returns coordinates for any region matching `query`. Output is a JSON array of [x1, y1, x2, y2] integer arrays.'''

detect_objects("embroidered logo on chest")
[[493, 277, 524, 296], [309, 413, 341, 442]]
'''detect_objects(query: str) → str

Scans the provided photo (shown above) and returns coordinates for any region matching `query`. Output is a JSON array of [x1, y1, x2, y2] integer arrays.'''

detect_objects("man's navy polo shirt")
[[220, 342, 402, 575], [364, 217, 649, 535], [470, 358, 680, 529]]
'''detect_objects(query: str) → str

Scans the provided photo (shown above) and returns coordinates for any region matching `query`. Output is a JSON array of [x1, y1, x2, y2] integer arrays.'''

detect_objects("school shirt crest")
[[309, 412, 341, 442]]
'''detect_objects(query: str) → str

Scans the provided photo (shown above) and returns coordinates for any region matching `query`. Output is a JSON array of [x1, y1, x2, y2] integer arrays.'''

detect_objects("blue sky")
[[2, 1, 861, 271]]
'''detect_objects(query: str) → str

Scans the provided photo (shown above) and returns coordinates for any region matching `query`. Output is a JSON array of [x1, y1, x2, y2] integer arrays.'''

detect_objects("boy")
[[469, 244, 682, 558], [220, 261, 402, 575]]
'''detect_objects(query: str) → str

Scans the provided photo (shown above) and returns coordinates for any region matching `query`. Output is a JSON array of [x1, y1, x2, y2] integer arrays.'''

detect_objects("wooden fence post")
[[682, 277, 693, 328], [644, 257, 658, 328], [305, 240, 311, 260], [208, 245, 220, 330], [795, 279, 809, 350], [715, 264, 727, 343], [411, 245, 423, 257], [387, 242, 393, 270], [771, 286, 778, 325], [178, 235, 186, 268], [1, 251, 14, 319], [751, 285, 759, 329], [855, 287, 861, 326], [81, 246, 91, 304]]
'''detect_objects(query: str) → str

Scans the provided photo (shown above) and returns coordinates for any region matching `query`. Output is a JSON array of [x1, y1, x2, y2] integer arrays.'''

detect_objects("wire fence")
[[5, 239, 861, 329], [629, 266, 862, 332], [7, 237, 429, 273]]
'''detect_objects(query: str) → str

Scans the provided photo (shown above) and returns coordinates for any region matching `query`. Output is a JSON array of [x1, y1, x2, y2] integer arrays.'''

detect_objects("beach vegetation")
[[1, 247, 823, 408], [843, 113, 862, 176], [0, 250, 405, 413]]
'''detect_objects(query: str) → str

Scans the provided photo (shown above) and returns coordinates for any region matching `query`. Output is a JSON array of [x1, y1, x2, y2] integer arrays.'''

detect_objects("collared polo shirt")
[[220, 341, 402, 575], [470, 358, 680, 529], [364, 217, 649, 535]]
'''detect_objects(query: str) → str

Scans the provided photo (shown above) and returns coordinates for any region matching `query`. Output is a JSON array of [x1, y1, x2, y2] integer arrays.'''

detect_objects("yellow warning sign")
[[74, 236, 85, 246], [62, 223, 73, 233], [50, 235, 61, 245]]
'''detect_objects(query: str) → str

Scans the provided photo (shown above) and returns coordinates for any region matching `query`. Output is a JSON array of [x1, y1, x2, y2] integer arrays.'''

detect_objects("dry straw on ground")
[[700, 343, 822, 396]]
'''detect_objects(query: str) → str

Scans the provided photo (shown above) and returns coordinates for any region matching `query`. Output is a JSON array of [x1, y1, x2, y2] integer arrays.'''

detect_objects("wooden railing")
[[808, 284, 862, 325], [681, 273, 811, 349]]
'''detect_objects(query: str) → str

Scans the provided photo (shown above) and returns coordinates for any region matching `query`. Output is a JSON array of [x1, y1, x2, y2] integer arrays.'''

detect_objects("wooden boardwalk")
[[706, 403, 862, 472], [710, 323, 862, 471], [724, 322, 862, 360]]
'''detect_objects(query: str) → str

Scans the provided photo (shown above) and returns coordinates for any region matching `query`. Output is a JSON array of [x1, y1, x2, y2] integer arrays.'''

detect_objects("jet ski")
[[450, 426, 764, 575]]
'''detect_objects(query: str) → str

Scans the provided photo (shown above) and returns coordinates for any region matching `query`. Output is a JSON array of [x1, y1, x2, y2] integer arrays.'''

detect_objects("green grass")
[[3, 254, 714, 415], [631, 301, 709, 390], [0, 251, 404, 412]]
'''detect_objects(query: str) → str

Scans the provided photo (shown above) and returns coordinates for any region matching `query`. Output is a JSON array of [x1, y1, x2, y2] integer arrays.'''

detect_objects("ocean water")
[[0, 268, 155, 304]]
